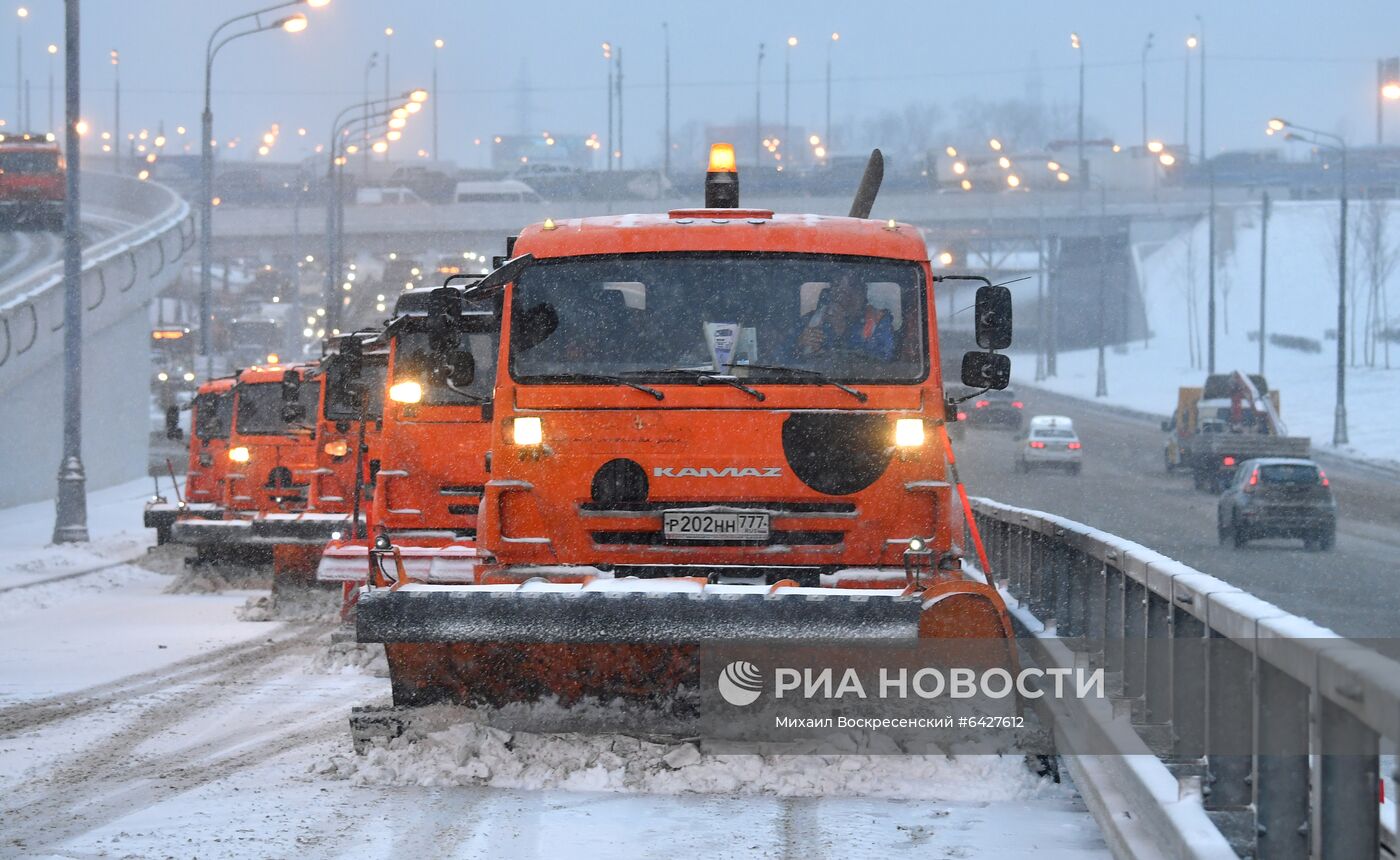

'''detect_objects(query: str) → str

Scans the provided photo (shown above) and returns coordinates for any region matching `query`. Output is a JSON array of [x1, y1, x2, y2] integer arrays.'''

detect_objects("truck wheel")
[[1232, 515, 1248, 549], [1316, 527, 1335, 552]]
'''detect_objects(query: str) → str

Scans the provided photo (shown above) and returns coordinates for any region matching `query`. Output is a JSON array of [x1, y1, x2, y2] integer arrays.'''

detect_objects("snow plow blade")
[[357, 579, 1012, 706]]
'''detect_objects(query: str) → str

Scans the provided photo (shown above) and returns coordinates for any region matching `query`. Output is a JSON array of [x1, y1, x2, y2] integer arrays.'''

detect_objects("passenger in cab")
[[794, 275, 895, 361]]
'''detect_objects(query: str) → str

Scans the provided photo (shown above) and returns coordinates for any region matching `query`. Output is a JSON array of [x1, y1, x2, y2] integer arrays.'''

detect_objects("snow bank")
[[1019, 200, 1400, 467], [326, 708, 1051, 801]]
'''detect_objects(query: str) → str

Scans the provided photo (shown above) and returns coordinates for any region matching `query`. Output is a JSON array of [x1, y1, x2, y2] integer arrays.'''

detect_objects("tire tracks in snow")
[[0, 626, 342, 852], [0, 622, 321, 736]]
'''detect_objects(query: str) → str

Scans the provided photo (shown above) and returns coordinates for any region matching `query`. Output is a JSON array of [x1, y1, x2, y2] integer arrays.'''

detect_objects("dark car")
[[964, 388, 1024, 429], [1217, 458, 1336, 551]]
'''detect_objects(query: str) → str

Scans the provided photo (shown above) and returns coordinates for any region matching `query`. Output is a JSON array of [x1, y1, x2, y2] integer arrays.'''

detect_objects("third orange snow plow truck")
[[354, 146, 1016, 715]]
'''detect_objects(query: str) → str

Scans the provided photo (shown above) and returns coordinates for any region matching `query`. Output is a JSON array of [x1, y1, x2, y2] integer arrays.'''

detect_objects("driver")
[[794, 275, 894, 361]]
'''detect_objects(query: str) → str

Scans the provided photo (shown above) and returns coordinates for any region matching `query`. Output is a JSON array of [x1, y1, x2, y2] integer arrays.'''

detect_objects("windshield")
[[393, 330, 498, 405], [193, 392, 233, 440], [234, 381, 309, 435], [323, 357, 387, 421], [509, 254, 928, 384], [0, 150, 59, 173]]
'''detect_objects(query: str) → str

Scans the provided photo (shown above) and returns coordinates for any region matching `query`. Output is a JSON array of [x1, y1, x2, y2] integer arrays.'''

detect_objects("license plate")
[[663, 510, 770, 541]]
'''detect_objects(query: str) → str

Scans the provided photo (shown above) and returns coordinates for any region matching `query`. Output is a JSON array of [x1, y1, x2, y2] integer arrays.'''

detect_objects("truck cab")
[[144, 376, 235, 544], [477, 217, 954, 585], [317, 287, 499, 586]]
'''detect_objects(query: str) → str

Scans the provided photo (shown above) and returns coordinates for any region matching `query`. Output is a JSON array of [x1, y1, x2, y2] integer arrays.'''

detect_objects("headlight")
[[182, 372, 195, 382], [228, 446, 250, 463], [324, 439, 349, 458], [513, 416, 543, 446], [157, 371, 169, 382], [388, 380, 422, 403], [894, 418, 925, 447]]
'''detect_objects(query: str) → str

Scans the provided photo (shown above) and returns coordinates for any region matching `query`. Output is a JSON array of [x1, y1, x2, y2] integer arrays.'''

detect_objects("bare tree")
[[1358, 199, 1400, 368]]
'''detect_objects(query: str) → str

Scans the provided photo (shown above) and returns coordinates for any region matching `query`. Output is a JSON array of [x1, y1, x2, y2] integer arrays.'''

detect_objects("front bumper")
[[170, 515, 263, 547], [248, 512, 355, 545], [144, 501, 223, 531], [317, 542, 482, 584]]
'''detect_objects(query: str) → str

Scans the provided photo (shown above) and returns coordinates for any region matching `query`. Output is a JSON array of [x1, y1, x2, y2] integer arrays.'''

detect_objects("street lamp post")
[[603, 42, 613, 171], [1269, 117, 1349, 445], [1184, 35, 1196, 160], [53, 0, 86, 543], [616, 46, 624, 169], [1070, 32, 1086, 186], [110, 48, 118, 172], [1140, 33, 1153, 149], [15, 6, 26, 129], [784, 36, 796, 167], [362, 51, 377, 175], [45, 42, 55, 131], [662, 23, 670, 179], [1195, 16, 1205, 162], [826, 32, 838, 153], [324, 90, 425, 333], [200, 1, 318, 376], [432, 38, 443, 160], [1380, 57, 1400, 144], [755, 43, 764, 168]]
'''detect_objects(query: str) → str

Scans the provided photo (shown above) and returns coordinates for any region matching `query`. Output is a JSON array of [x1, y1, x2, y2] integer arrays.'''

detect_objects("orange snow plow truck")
[[355, 146, 1017, 714]]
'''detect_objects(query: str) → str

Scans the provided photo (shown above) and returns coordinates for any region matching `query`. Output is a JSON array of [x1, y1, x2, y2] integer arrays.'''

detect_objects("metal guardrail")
[[0, 172, 192, 389], [973, 496, 1398, 859]]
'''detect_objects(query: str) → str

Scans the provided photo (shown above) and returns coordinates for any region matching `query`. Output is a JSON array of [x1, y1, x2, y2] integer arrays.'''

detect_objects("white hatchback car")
[[1015, 415, 1082, 474]]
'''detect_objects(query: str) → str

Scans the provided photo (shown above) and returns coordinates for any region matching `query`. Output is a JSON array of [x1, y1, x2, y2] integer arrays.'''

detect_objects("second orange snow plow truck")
[[355, 146, 1016, 714], [144, 376, 236, 545]]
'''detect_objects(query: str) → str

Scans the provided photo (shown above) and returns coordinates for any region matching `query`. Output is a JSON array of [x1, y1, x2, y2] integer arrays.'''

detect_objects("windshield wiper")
[[561, 373, 665, 401], [621, 368, 765, 401], [725, 363, 868, 403]]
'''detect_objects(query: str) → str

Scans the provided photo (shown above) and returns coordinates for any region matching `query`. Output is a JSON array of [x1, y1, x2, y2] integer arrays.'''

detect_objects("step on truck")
[[1162, 371, 1311, 492], [352, 145, 1018, 726]]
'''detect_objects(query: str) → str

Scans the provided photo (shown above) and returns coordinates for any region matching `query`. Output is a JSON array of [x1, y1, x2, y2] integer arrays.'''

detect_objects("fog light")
[[894, 418, 925, 447], [513, 416, 543, 446], [389, 380, 422, 403], [324, 439, 349, 458], [909, 537, 926, 552], [228, 446, 250, 463]]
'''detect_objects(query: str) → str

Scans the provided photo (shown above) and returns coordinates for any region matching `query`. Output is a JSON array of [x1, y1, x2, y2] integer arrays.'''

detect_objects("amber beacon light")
[[704, 142, 739, 208]]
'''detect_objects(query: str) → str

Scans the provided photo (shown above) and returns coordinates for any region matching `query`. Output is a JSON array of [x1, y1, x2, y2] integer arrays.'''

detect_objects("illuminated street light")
[[1147, 139, 1164, 153], [945, 146, 957, 157], [1006, 174, 1021, 188], [952, 161, 966, 175], [960, 179, 972, 191], [1159, 152, 1176, 166], [988, 138, 1002, 151], [997, 156, 1010, 169], [371, 140, 388, 153], [280, 13, 308, 33]]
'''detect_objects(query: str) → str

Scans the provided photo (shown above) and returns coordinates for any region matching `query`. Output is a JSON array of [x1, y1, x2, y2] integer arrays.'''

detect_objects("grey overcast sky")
[[5, 1, 1399, 167]]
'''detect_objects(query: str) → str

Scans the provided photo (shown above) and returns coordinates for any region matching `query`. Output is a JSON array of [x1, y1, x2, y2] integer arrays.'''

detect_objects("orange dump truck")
[[353, 146, 1016, 720], [145, 376, 236, 544], [317, 285, 499, 591], [171, 363, 319, 563], [0, 130, 64, 230]]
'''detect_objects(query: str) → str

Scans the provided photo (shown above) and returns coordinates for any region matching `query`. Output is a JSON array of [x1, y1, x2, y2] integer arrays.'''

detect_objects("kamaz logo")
[[653, 467, 783, 478]]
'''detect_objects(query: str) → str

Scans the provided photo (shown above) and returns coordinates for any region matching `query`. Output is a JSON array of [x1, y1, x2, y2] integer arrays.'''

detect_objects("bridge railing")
[[973, 496, 1397, 859], [0, 172, 193, 392]]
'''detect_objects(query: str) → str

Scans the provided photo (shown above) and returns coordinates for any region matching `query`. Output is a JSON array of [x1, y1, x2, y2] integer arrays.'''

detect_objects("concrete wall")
[[0, 174, 191, 507]]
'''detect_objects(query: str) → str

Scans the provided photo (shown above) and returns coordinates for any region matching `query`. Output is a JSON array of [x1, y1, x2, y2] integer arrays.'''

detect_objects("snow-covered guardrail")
[[972, 497, 1398, 860], [0, 172, 193, 390]]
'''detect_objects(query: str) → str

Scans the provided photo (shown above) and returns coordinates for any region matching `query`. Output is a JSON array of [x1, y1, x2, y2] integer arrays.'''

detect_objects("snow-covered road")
[[0, 481, 1109, 858]]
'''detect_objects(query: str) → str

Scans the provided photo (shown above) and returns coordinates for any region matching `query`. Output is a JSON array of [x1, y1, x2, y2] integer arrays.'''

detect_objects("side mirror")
[[961, 351, 1011, 390], [974, 285, 1013, 350]]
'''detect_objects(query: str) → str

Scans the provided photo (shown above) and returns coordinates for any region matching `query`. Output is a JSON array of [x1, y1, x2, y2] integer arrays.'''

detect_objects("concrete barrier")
[[0, 173, 192, 507]]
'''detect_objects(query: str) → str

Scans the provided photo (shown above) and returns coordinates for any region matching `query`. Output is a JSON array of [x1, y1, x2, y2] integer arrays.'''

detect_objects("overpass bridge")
[[0, 172, 192, 507], [211, 186, 1243, 353]]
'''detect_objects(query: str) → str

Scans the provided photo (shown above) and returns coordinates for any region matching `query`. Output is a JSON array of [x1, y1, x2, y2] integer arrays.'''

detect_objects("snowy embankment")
[[1016, 200, 1400, 468]]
